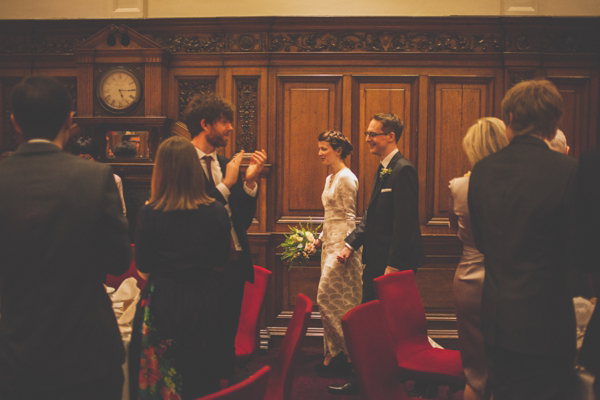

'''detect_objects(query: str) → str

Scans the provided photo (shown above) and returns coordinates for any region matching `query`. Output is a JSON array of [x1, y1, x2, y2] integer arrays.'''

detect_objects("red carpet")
[[246, 337, 465, 400]]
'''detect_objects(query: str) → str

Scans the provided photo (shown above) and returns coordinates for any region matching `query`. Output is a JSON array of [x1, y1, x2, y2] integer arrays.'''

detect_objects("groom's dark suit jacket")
[[0, 142, 131, 393], [468, 135, 578, 356], [205, 154, 257, 283], [346, 151, 424, 280]]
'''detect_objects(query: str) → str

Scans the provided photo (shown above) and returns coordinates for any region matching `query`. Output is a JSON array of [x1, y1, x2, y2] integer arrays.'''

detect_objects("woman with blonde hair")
[[129, 136, 230, 399], [449, 117, 508, 400]]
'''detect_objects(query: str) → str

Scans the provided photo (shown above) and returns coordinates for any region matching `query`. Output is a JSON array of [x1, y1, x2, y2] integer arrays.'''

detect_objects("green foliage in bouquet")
[[280, 221, 322, 266]]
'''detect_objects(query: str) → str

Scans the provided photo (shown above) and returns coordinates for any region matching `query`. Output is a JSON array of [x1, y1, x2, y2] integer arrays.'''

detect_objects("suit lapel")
[[367, 151, 403, 209]]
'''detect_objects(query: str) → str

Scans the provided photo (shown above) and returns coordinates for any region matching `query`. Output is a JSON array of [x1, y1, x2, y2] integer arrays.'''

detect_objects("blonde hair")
[[463, 117, 509, 166], [149, 136, 213, 211]]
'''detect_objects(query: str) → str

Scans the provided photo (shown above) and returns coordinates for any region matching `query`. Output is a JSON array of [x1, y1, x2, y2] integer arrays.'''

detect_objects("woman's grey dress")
[[450, 175, 487, 397]]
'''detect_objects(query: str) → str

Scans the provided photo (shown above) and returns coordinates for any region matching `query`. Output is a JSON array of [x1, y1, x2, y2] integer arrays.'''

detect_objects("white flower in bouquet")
[[279, 221, 322, 266]]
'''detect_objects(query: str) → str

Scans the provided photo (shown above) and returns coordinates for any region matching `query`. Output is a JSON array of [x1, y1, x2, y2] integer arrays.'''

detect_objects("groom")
[[329, 113, 424, 394]]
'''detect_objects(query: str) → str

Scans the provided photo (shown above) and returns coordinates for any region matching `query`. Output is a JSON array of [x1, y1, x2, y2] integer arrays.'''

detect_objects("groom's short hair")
[[184, 92, 234, 139], [373, 113, 404, 143]]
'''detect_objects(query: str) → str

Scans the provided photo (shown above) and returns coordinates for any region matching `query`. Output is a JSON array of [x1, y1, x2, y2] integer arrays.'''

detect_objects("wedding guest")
[[71, 136, 127, 216], [0, 75, 131, 399], [185, 92, 267, 382], [129, 136, 231, 399], [311, 131, 361, 376], [468, 80, 578, 400], [575, 149, 600, 397], [549, 129, 570, 155], [449, 117, 508, 400], [329, 113, 424, 395]]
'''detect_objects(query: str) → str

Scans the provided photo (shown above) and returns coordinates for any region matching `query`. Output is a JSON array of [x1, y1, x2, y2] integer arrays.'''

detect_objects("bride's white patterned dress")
[[317, 167, 364, 357]]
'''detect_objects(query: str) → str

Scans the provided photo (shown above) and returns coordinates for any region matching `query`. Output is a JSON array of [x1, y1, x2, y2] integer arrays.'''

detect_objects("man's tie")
[[203, 155, 216, 189]]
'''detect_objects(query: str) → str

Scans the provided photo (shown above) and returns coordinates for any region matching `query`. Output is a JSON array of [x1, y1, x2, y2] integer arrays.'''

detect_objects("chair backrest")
[[342, 300, 407, 400], [235, 265, 272, 358], [373, 270, 431, 359], [264, 293, 312, 400], [106, 244, 147, 290], [196, 366, 271, 400]]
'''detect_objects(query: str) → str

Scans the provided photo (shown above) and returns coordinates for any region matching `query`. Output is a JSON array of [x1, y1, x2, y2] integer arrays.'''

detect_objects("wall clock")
[[96, 66, 142, 114]]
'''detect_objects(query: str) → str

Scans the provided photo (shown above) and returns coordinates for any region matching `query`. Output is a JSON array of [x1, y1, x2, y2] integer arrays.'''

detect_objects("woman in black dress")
[[129, 136, 230, 400]]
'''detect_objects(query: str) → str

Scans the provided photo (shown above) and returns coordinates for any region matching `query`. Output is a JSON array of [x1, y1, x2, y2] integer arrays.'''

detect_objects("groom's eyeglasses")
[[364, 131, 389, 139]]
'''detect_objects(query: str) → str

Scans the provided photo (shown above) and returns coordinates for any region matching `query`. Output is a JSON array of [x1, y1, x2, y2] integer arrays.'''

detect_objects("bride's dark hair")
[[318, 130, 353, 160]]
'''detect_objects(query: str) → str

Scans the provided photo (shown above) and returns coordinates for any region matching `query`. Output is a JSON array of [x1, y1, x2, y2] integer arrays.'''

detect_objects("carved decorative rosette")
[[235, 79, 258, 153], [149, 33, 226, 53], [229, 33, 262, 52], [177, 79, 217, 121], [268, 31, 503, 53]]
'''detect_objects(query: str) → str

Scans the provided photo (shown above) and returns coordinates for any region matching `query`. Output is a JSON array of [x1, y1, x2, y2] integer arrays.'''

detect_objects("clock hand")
[[118, 89, 124, 99]]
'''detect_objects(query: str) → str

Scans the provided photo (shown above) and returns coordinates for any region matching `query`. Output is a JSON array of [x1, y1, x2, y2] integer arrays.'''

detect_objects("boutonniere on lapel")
[[379, 167, 392, 180]]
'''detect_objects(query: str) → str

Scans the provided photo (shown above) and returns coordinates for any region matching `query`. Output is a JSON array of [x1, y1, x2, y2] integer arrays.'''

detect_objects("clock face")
[[97, 67, 142, 113]]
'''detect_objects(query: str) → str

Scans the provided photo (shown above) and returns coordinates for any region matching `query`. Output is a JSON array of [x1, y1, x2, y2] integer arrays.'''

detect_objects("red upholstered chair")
[[196, 366, 271, 400], [106, 244, 147, 290], [373, 271, 465, 392], [264, 293, 312, 400], [235, 265, 272, 359], [342, 300, 408, 400]]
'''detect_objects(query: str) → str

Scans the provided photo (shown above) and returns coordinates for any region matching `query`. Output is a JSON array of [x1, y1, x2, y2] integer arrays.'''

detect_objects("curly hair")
[[317, 130, 353, 160], [183, 92, 234, 139]]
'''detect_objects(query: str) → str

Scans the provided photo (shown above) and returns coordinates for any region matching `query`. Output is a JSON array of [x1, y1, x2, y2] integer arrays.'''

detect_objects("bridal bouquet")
[[280, 222, 321, 266]]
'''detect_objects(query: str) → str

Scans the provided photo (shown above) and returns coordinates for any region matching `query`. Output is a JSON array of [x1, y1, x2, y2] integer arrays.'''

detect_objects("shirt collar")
[[28, 139, 54, 144], [195, 146, 218, 160], [381, 148, 399, 168]]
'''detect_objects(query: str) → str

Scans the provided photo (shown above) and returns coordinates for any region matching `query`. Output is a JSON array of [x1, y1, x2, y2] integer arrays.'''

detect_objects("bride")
[[311, 130, 363, 376]]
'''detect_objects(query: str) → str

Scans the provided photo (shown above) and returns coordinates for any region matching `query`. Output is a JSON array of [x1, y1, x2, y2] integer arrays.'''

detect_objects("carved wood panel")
[[426, 76, 495, 226], [276, 75, 342, 227], [176, 77, 217, 121], [354, 77, 419, 216]]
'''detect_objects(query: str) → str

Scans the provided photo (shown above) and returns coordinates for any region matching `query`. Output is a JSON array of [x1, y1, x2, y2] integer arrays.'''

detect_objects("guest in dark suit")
[[468, 79, 578, 400], [0, 76, 131, 399], [129, 136, 231, 399], [574, 150, 600, 397], [184, 92, 267, 380], [329, 113, 424, 395]]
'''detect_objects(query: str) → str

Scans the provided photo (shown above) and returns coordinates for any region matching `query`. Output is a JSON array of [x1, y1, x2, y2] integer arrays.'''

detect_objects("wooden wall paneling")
[[227, 67, 269, 232], [546, 74, 594, 157], [275, 74, 343, 229], [0, 77, 24, 154], [425, 75, 495, 228], [353, 76, 419, 216], [170, 68, 221, 124]]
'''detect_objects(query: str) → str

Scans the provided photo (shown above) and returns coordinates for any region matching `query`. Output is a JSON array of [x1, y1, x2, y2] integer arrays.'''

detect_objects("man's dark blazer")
[[205, 154, 257, 283], [0, 142, 131, 392], [575, 150, 600, 376], [468, 135, 578, 357], [346, 151, 424, 277]]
